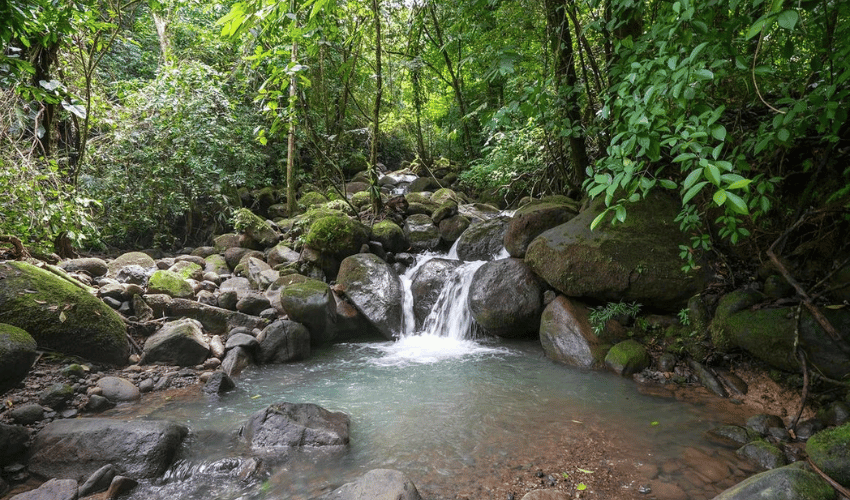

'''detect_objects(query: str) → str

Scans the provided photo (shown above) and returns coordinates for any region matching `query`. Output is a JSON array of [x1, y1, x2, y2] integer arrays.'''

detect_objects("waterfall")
[[418, 260, 485, 340]]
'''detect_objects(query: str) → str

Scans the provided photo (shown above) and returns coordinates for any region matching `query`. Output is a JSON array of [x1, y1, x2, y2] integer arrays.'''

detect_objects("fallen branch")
[[0, 235, 30, 260], [807, 457, 850, 498]]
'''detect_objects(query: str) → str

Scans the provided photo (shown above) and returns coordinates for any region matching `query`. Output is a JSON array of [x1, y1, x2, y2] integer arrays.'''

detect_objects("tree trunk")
[[369, 0, 384, 215], [544, 0, 589, 190], [152, 10, 171, 63], [286, 0, 299, 216]]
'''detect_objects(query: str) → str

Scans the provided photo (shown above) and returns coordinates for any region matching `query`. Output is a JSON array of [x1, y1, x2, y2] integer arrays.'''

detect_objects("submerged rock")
[[322, 469, 422, 500], [0, 261, 130, 365], [242, 402, 350, 451], [29, 418, 188, 481], [10, 478, 78, 500]]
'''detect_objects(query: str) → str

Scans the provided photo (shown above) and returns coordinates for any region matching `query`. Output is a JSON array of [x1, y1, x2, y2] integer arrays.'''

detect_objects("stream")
[[110, 251, 752, 500]]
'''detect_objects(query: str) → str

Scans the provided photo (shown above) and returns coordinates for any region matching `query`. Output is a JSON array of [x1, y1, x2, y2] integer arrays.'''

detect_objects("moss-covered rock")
[[168, 261, 203, 281], [147, 270, 195, 299], [807, 423, 850, 486], [213, 233, 241, 252], [299, 191, 329, 211], [604, 339, 650, 376], [737, 439, 787, 470], [712, 463, 835, 500], [303, 215, 370, 260], [279, 279, 336, 345], [403, 214, 440, 252], [525, 194, 705, 311], [710, 289, 765, 351], [0, 323, 38, 395], [350, 191, 373, 211], [204, 254, 230, 275], [372, 220, 408, 253], [233, 208, 280, 249], [431, 188, 462, 205], [504, 202, 578, 259], [0, 261, 129, 365]]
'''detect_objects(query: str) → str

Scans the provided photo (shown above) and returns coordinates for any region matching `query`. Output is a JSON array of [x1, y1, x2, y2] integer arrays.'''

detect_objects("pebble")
[[638, 484, 652, 494], [138, 378, 155, 393]]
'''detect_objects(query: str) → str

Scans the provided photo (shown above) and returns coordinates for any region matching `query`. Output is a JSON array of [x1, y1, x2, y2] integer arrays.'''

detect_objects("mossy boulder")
[[279, 279, 336, 345], [604, 339, 650, 376], [737, 439, 787, 470], [455, 216, 510, 261], [147, 269, 195, 299], [403, 214, 440, 252], [304, 214, 370, 260], [372, 220, 408, 253], [431, 188, 462, 205], [350, 191, 373, 211], [233, 208, 280, 249], [438, 215, 470, 244], [299, 191, 329, 211], [710, 289, 765, 351], [213, 233, 241, 252], [0, 261, 129, 365], [0, 323, 38, 395], [168, 261, 203, 281], [504, 202, 578, 258], [204, 254, 230, 275], [525, 194, 705, 311], [712, 463, 835, 500], [807, 423, 850, 487]]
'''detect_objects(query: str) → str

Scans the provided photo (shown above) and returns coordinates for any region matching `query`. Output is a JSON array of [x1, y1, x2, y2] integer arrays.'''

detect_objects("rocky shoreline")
[[3, 170, 850, 499]]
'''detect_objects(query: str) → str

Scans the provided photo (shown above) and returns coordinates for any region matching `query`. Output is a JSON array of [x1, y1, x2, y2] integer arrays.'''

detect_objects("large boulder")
[[0, 261, 129, 365], [10, 478, 78, 500], [711, 463, 834, 500], [807, 423, 850, 487], [28, 418, 188, 481], [106, 252, 156, 279], [142, 318, 210, 366], [146, 269, 194, 299], [322, 469, 422, 500], [372, 220, 408, 253], [455, 217, 510, 261], [410, 258, 462, 330], [0, 323, 37, 395], [337, 254, 403, 340], [403, 214, 440, 252], [525, 195, 705, 311], [303, 214, 370, 261], [257, 320, 311, 363], [58, 257, 108, 277], [468, 258, 542, 337], [0, 423, 30, 466], [279, 279, 336, 345], [438, 215, 470, 244], [233, 208, 280, 249], [242, 402, 350, 451], [711, 295, 850, 380], [539, 296, 605, 368], [504, 202, 578, 258]]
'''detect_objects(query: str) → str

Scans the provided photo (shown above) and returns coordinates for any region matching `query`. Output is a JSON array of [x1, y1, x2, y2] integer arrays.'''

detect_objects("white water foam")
[[368, 334, 508, 367]]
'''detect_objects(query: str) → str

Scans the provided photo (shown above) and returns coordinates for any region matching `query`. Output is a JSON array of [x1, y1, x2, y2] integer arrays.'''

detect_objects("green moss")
[[710, 289, 765, 351], [232, 208, 279, 247], [807, 423, 850, 487], [372, 220, 407, 253], [205, 254, 230, 274], [298, 191, 329, 211], [604, 339, 650, 376], [431, 188, 459, 205], [147, 269, 195, 299], [169, 261, 202, 280], [350, 191, 372, 210], [303, 215, 369, 258], [0, 261, 129, 365], [281, 278, 329, 300]]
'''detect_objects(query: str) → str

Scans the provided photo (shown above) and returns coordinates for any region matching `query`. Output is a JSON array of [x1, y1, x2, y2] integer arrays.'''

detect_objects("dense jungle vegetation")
[[1, 0, 849, 270]]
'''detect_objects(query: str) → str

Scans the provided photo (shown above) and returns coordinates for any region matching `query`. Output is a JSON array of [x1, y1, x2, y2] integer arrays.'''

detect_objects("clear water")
[[122, 339, 744, 500]]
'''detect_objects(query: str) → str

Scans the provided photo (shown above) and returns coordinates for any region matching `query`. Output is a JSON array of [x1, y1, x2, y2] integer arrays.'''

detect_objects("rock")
[[38, 383, 74, 410], [711, 299, 850, 379], [431, 200, 458, 224], [203, 372, 236, 395], [147, 269, 195, 299], [244, 257, 275, 290], [204, 254, 230, 276], [10, 403, 44, 425], [59, 257, 108, 277], [221, 346, 253, 377], [322, 469, 422, 500], [242, 402, 350, 451], [372, 220, 408, 253], [79, 464, 118, 496], [408, 176, 442, 193], [605, 339, 650, 376], [210, 335, 226, 358], [85, 394, 115, 413], [0, 423, 29, 465], [711, 464, 834, 500], [29, 418, 188, 481], [168, 260, 204, 281], [233, 208, 280, 249], [224, 248, 261, 272], [539, 296, 604, 368], [747, 414, 786, 436], [0, 261, 130, 365], [142, 318, 210, 366], [267, 243, 300, 269], [0, 323, 38, 395], [455, 217, 510, 261], [96, 376, 141, 402], [213, 233, 240, 252], [105, 475, 138, 498], [236, 291, 272, 316], [225, 332, 260, 352], [337, 254, 404, 340], [689, 360, 728, 398], [142, 296, 268, 336], [303, 214, 370, 261], [519, 491, 569, 500], [807, 422, 850, 487], [257, 320, 311, 363], [525, 194, 705, 311], [107, 252, 157, 279], [279, 279, 336, 345], [705, 425, 760, 448], [410, 258, 462, 330], [9, 478, 78, 500], [820, 401, 850, 427], [438, 215, 470, 244], [403, 214, 440, 252], [468, 258, 542, 337], [737, 440, 787, 469], [504, 202, 577, 258]]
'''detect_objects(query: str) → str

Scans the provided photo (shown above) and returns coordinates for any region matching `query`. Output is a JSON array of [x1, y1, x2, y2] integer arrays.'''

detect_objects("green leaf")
[[694, 69, 714, 80], [577, 468, 594, 474], [725, 191, 749, 214], [777, 10, 798, 30], [711, 124, 726, 141], [682, 168, 702, 191], [615, 205, 627, 223], [777, 128, 791, 142], [659, 179, 677, 189], [704, 164, 721, 186], [683, 181, 708, 204], [590, 209, 610, 230], [727, 179, 752, 190], [577, 483, 587, 491], [746, 14, 775, 40], [713, 189, 727, 206]]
